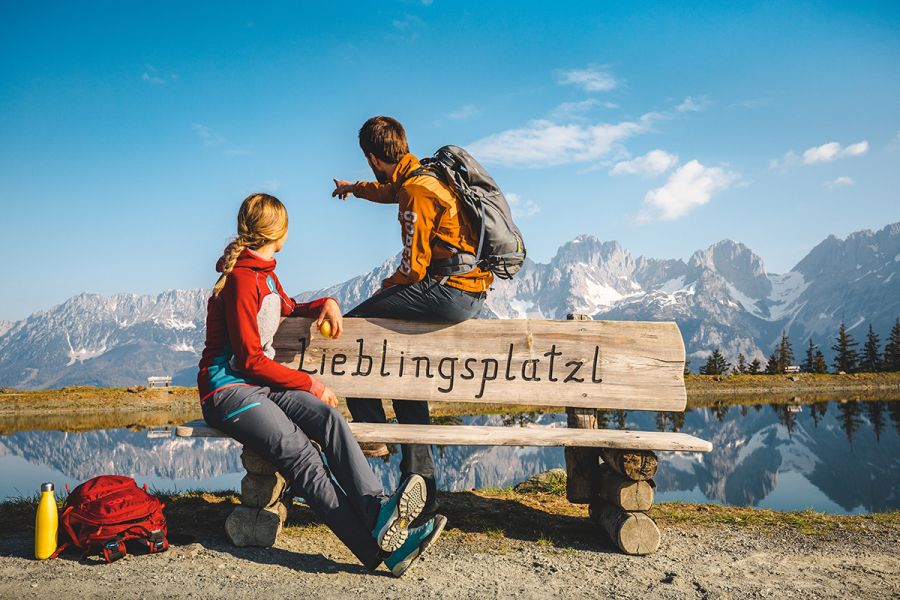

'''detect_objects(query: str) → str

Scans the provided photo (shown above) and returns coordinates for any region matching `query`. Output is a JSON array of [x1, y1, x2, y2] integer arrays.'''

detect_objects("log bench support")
[[563, 313, 661, 555], [224, 447, 289, 547]]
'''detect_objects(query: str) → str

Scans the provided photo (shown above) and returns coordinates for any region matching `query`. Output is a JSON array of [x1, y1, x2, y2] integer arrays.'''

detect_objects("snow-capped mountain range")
[[1, 222, 897, 389]]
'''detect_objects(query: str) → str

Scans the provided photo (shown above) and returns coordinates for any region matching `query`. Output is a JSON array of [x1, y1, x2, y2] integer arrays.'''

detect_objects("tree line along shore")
[[696, 318, 900, 376]]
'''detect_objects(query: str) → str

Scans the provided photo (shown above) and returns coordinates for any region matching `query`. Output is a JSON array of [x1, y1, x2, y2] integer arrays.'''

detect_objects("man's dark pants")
[[345, 275, 485, 507]]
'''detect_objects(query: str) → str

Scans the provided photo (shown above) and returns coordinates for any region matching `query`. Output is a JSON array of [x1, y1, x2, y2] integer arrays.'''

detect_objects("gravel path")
[[2, 520, 897, 599]]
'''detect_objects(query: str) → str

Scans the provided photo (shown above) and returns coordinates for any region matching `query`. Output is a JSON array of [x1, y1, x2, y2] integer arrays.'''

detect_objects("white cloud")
[[392, 14, 423, 31], [676, 96, 711, 113], [142, 64, 176, 85], [610, 150, 679, 177], [466, 113, 659, 168], [773, 139, 869, 169], [826, 176, 854, 188], [506, 192, 540, 218], [802, 140, 869, 164], [548, 99, 598, 121], [446, 104, 479, 121], [640, 160, 739, 221], [548, 100, 620, 121], [556, 66, 619, 92], [193, 123, 249, 156], [193, 123, 224, 147], [142, 64, 164, 84]]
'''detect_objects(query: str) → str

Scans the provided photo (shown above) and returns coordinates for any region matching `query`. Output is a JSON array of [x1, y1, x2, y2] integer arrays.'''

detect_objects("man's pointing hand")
[[332, 179, 354, 200]]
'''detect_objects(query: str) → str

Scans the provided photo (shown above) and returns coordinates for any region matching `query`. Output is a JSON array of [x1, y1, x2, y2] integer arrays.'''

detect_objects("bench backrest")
[[272, 317, 686, 412]]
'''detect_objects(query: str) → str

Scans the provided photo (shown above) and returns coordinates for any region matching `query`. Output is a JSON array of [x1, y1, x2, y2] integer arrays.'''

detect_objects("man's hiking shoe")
[[384, 514, 447, 578], [410, 498, 439, 529], [410, 476, 438, 527], [359, 442, 389, 458], [373, 474, 427, 552]]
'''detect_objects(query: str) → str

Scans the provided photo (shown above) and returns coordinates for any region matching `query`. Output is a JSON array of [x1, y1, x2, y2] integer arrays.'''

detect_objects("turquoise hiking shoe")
[[373, 474, 427, 553], [384, 514, 447, 578]]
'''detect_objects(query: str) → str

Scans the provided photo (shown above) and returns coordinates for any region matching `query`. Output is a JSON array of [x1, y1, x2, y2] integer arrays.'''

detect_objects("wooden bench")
[[177, 314, 711, 555]]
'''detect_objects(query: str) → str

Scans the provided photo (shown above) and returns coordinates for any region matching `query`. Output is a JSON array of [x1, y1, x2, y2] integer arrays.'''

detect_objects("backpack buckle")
[[148, 529, 168, 553], [102, 539, 126, 563]]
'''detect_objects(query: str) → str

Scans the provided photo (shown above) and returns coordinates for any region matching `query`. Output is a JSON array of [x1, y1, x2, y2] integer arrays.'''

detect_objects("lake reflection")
[[1, 399, 897, 515]]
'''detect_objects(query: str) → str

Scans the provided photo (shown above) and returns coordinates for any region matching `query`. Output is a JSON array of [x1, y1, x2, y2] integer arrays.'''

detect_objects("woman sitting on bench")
[[196, 193, 445, 577]]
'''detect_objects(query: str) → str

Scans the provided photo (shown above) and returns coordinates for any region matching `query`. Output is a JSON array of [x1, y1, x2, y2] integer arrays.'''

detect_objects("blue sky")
[[2, 1, 899, 321]]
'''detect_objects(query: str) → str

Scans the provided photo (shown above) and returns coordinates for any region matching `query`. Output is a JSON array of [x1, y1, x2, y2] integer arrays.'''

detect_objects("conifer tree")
[[778, 331, 794, 372], [883, 318, 900, 372], [748, 358, 762, 375], [734, 353, 748, 375], [831, 321, 859, 373], [700, 348, 731, 375], [801, 339, 817, 373], [813, 350, 828, 374], [765, 348, 780, 374], [860, 324, 881, 372]]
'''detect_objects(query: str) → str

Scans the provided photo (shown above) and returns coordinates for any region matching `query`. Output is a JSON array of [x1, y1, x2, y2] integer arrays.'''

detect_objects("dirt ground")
[[1, 492, 897, 600]]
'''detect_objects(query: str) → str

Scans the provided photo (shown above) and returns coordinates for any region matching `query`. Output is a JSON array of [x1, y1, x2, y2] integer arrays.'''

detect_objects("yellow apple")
[[319, 320, 333, 339]]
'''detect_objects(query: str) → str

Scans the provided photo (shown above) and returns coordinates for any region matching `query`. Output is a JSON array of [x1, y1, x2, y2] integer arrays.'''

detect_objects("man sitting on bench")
[[332, 116, 493, 519]]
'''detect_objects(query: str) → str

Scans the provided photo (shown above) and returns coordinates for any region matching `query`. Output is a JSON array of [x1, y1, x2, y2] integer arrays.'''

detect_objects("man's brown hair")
[[359, 116, 409, 163]]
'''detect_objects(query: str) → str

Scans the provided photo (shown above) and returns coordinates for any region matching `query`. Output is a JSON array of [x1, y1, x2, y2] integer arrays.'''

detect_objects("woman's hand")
[[316, 298, 343, 339], [320, 386, 339, 408]]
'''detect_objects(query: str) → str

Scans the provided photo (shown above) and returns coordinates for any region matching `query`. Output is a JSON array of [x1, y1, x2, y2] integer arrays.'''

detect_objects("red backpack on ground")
[[53, 475, 169, 563]]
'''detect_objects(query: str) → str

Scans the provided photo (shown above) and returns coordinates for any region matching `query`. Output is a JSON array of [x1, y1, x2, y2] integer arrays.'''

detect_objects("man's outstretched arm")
[[332, 178, 398, 204]]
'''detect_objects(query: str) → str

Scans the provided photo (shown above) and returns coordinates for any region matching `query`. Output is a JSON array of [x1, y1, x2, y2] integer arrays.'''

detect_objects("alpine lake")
[[1, 395, 898, 515]]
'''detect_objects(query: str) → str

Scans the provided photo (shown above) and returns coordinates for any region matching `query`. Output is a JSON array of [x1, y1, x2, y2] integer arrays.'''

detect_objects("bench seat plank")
[[175, 421, 712, 452]]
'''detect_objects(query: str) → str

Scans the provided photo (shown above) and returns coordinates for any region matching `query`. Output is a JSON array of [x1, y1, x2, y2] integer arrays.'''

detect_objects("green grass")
[[3, 487, 898, 544]]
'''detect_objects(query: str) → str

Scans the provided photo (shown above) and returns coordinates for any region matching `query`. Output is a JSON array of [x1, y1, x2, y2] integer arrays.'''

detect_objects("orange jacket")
[[352, 153, 493, 294]]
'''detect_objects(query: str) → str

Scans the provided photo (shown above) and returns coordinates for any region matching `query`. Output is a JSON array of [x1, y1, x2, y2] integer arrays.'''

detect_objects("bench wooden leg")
[[564, 407, 599, 503], [591, 448, 661, 555], [225, 447, 290, 547]]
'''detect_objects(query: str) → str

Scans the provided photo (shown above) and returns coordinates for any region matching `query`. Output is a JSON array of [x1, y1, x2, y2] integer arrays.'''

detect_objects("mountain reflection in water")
[[0, 399, 897, 515]]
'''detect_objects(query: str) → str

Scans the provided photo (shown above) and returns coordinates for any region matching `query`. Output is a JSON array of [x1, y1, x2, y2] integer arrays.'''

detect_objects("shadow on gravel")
[[436, 491, 616, 552]]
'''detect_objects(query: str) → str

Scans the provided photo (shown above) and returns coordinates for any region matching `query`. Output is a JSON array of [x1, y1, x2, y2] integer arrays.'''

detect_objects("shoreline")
[[0, 374, 898, 434]]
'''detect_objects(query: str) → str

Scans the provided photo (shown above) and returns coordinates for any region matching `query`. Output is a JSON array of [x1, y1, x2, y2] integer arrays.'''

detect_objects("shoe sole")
[[377, 475, 427, 553], [390, 514, 447, 578]]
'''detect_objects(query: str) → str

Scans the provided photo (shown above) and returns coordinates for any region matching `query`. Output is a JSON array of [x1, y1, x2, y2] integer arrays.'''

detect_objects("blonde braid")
[[212, 193, 289, 296]]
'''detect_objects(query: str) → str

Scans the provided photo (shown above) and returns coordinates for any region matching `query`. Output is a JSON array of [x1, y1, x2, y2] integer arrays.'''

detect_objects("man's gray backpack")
[[412, 145, 527, 280]]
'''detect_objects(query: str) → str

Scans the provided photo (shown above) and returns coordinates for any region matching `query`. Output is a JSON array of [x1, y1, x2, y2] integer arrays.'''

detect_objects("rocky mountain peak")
[[688, 240, 771, 299]]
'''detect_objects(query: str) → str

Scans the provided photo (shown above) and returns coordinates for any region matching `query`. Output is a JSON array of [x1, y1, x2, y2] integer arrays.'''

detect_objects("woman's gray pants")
[[202, 385, 386, 569]]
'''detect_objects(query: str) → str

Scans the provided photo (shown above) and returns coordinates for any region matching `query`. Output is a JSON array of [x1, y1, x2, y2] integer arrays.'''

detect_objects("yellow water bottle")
[[35, 482, 58, 559]]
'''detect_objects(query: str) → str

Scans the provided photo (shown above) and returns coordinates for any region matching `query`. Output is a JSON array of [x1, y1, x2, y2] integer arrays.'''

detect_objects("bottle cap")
[[41, 482, 54, 492]]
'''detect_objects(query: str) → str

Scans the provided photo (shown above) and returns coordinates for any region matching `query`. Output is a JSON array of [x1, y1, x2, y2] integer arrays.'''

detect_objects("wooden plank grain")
[[272, 317, 687, 411], [176, 421, 713, 452]]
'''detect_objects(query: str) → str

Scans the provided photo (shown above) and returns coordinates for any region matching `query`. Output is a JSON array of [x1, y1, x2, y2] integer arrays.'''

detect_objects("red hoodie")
[[197, 248, 331, 401]]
